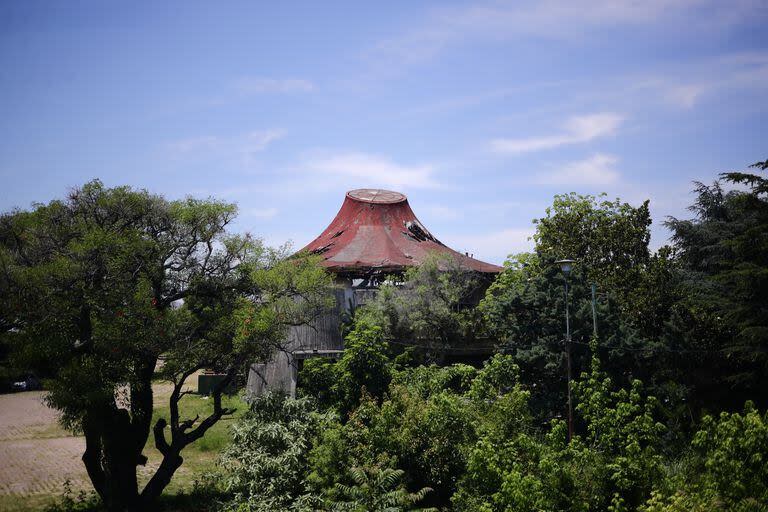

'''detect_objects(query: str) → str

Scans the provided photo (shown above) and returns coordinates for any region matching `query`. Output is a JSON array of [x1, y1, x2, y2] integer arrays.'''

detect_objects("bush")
[[43, 481, 101, 512], [328, 466, 435, 512], [453, 347, 666, 512], [298, 317, 391, 415], [220, 392, 333, 511], [640, 402, 768, 512], [308, 355, 527, 509]]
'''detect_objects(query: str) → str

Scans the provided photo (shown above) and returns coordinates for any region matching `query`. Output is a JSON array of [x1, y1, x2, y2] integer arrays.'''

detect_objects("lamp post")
[[555, 259, 575, 441]]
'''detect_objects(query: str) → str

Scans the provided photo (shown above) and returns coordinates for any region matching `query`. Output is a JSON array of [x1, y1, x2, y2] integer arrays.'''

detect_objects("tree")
[[480, 252, 652, 420], [299, 317, 392, 414], [358, 252, 489, 362], [641, 402, 768, 512], [454, 346, 666, 512], [0, 181, 331, 511], [533, 193, 652, 315], [306, 355, 525, 509], [481, 193, 684, 421], [666, 159, 768, 408]]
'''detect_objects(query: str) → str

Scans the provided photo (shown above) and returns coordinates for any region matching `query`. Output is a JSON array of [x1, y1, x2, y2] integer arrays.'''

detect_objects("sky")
[[1, 1, 767, 265]]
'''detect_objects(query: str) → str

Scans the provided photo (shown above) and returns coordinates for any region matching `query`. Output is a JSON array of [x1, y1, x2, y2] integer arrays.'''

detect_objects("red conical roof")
[[299, 188, 503, 275]]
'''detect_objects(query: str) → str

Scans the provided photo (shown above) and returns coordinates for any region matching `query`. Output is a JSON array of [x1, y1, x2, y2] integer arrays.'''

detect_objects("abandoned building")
[[246, 188, 503, 396]]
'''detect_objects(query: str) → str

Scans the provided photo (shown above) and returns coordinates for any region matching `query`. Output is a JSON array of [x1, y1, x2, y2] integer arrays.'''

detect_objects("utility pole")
[[564, 277, 573, 441], [555, 259, 575, 442], [591, 283, 598, 338]]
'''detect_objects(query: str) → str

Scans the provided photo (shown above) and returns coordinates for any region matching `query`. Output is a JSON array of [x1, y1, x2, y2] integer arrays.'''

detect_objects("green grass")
[[0, 494, 59, 512], [140, 382, 247, 494]]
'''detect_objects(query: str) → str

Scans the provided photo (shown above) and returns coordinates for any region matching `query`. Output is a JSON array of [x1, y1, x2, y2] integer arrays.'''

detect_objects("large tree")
[[0, 181, 331, 511], [479, 253, 651, 419], [666, 158, 768, 409], [357, 252, 488, 362], [531, 193, 658, 324], [480, 194, 680, 420]]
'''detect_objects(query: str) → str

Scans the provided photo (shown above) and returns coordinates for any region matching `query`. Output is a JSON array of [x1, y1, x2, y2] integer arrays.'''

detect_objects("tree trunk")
[[103, 408, 141, 511], [81, 407, 143, 511], [79, 359, 156, 512], [141, 371, 237, 506], [140, 448, 184, 505], [81, 414, 107, 500]]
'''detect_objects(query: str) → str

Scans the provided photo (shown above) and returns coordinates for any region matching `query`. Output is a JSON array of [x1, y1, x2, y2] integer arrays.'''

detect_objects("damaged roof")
[[298, 188, 503, 275]]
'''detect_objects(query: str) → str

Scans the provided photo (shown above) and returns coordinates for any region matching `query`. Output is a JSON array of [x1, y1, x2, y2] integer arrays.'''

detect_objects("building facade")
[[246, 188, 502, 396]]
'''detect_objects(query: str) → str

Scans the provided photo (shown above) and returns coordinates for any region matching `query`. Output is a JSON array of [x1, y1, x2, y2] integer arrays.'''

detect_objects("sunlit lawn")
[[142, 380, 246, 494]]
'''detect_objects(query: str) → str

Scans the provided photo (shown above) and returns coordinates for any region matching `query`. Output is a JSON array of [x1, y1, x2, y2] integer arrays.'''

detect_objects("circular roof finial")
[[347, 189, 406, 204]]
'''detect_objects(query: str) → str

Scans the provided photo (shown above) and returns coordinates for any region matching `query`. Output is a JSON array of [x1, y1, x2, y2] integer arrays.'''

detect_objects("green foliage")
[[306, 394, 398, 496], [393, 363, 477, 398], [527, 191, 679, 343], [250, 346, 768, 512], [329, 467, 435, 512], [359, 252, 489, 361], [666, 160, 768, 406], [639, 403, 768, 512], [372, 383, 475, 504], [299, 357, 339, 408], [334, 320, 392, 413], [0, 180, 332, 509], [452, 344, 668, 512], [480, 252, 652, 420], [307, 355, 527, 509], [220, 392, 332, 511], [533, 193, 652, 307], [692, 403, 768, 504], [43, 481, 101, 512], [573, 342, 666, 507], [299, 317, 392, 414]]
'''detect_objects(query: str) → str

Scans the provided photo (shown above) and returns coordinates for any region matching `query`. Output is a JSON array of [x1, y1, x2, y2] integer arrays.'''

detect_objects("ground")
[[0, 379, 245, 512]]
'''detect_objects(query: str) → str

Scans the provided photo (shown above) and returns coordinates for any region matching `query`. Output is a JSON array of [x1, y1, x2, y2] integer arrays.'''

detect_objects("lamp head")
[[555, 259, 575, 276]]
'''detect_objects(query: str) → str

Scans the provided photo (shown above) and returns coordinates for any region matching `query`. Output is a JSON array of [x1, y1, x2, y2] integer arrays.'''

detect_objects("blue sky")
[[1, 1, 767, 264]]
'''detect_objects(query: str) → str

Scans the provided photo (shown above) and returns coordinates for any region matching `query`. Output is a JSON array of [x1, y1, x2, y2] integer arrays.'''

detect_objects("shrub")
[[220, 392, 333, 511], [328, 466, 435, 512]]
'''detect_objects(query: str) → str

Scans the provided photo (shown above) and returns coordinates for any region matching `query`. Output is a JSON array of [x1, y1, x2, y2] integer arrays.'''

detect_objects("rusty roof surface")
[[299, 188, 503, 274]]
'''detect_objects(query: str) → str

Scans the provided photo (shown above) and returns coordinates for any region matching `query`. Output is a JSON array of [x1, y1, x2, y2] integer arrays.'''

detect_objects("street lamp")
[[555, 259, 575, 441], [556, 259, 575, 276]]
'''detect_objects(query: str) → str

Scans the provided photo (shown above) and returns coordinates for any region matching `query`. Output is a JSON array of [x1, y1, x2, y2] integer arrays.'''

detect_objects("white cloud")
[[491, 112, 624, 154], [370, 1, 761, 68], [239, 131, 285, 154], [242, 207, 278, 219], [537, 153, 620, 186], [663, 84, 707, 108], [422, 204, 461, 220], [233, 78, 315, 94], [166, 136, 221, 154], [609, 51, 768, 109], [679, 53, 768, 106], [443, 228, 536, 265], [166, 130, 285, 163], [307, 152, 439, 189]]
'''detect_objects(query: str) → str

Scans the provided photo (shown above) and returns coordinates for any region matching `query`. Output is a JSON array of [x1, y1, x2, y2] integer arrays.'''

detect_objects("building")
[[246, 188, 503, 396]]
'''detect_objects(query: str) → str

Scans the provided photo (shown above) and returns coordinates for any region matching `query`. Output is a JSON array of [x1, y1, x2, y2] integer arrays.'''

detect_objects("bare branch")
[[152, 418, 170, 456], [179, 414, 199, 432], [182, 370, 236, 445]]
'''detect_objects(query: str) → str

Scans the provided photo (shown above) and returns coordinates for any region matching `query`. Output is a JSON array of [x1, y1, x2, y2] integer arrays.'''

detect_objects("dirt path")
[[0, 391, 88, 497], [0, 372, 214, 507], [0, 381, 195, 499]]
